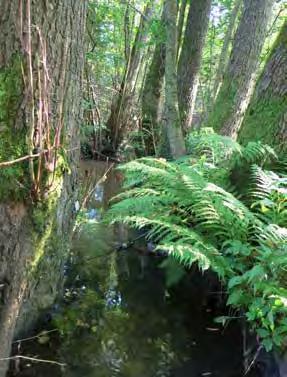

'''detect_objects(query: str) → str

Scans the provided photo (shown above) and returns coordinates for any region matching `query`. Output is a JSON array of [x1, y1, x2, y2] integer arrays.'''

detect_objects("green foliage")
[[106, 129, 287, 352]]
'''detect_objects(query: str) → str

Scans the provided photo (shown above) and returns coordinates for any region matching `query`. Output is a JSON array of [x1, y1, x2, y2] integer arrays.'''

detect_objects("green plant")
[[105, 129, 287, 352]]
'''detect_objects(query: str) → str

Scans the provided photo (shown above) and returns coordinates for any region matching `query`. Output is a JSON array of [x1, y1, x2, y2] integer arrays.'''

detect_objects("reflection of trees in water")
[[60, 246, 178, 377], [59, 162, 244, 377]]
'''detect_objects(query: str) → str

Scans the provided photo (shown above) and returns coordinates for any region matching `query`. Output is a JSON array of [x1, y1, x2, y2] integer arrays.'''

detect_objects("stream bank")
[[7, 161, 261, 377]]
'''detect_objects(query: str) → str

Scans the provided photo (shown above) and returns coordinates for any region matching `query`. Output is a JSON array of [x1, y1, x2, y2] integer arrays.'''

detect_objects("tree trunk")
[[177, 0, 188, 55], [239, 19, 287, 152], [206, 0, 275, 139], [212, 0, 242, 101], [162, 0, 186, 159], [177, 0, 212, 130], [106, 2, 153, 152], [141, 9, 166, 155], [0, 1, 86, 375]]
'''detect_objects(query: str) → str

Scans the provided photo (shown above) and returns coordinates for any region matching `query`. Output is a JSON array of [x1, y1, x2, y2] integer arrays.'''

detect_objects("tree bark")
[[177, 0, 212, 130], [162, 0, 186, 159], [0, 1, 87, 375], [239, 19, 287, 152], [177, 0, 188, 55], [212, 0, 242, 101], [141, 9, 166, 155], [206, 0, 275, 139]]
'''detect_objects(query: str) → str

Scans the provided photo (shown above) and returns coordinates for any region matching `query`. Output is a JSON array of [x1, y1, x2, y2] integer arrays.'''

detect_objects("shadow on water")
[[9, 161, 260, 377]]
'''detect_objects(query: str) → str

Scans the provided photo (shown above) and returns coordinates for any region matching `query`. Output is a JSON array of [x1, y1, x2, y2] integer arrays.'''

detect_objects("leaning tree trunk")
[[206, 0, 275, 139], [177, 0, 212, 131], [239, 19, 287, 152], [162, 0, 186, 159], [0, 1, 86, 375], [177, 0, 188, 55], [212, 0, 242, 101], [141, 9, 166, 155]]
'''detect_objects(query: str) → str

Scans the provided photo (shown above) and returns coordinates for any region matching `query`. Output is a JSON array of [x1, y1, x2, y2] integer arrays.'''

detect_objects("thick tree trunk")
[[239, 19, 287, 152], [106, 2, 153, 152], [206, 0, 275, 139], [212, 0, 242, 101], [162, 0, 186, 159], [141, 9, 166, 155], [0, 1, 86, 375], [177, 0, 212, 130]]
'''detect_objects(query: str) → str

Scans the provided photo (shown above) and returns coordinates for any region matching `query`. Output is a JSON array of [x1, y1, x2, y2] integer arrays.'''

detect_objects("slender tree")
[[177, 0, 212, 130], [177, 0, 188, 55], [239, 19, 287, 151], [106, 2, 153, 151], [0, 1, 87, 375], [162, 0, 186, 158], [206, 0, 275, 139]]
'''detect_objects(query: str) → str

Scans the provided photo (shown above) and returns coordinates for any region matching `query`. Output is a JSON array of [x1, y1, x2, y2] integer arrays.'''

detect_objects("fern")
[[105, 130, 287, 352]]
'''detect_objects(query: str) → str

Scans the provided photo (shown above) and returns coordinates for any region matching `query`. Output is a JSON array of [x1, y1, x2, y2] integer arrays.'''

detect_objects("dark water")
[[9, 161, 259, 377]]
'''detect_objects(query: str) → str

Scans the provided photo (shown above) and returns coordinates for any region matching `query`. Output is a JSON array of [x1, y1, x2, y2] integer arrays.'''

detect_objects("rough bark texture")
[[141, 9, 166, 155], [239, 19, 287, 152], [0, 1, 87, 375], [106, 2, 153, 152], [212, 0, 242, 101], [177, 0, 212, 130], [207, 0, 275, 139], [162, 0, 186, 159]]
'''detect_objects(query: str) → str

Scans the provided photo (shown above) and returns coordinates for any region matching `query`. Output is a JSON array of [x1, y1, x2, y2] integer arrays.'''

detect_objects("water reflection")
[[56, 161, 248, 377], [9, 161, 259, 377]]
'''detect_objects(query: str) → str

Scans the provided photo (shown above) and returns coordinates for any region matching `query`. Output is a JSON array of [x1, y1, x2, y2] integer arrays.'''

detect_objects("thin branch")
[[0, 146, 80, 168], [0, 355, 66, 367], [244, 345, 263, 375], [121, 0, 150, 21], [12, 329, 58, 344]]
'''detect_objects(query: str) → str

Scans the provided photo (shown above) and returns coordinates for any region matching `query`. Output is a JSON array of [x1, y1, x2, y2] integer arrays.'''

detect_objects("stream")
[[8, 161, 260, 377]]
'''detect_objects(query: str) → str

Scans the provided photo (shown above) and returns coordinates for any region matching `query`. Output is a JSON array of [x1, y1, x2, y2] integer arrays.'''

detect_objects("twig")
[[0, 146, 80, 168], [0, 355, 66, 367], [93, 150, 121, 163], [12, 329, 58, 344], [81, 163, 115, 209], [121, 0, 150, 21], [244, 345, 263, 375]]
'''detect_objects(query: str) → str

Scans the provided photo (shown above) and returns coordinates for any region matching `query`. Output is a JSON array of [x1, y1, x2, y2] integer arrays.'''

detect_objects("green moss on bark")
[[206, 77, 237, 133], [0, 55, 29, 201], [238, 96, 286, 149]]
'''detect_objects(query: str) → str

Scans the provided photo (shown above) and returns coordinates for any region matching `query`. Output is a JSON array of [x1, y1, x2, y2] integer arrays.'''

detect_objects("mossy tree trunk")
[[141, 9, 166, 156], [212, 0, 242, 101], [239, 19, 287, 152], [0, 1, 87, 375], [206, 0, 275, 139], [177, 0, 212, 130], [162, 0, 186, 159]]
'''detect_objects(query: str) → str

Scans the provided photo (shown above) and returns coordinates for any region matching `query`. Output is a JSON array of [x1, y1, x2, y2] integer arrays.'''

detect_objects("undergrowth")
[[106, 128, 287, 353]]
